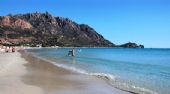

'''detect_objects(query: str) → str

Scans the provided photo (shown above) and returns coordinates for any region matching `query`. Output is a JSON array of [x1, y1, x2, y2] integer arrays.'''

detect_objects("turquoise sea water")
[[28, 48, 170, 94]]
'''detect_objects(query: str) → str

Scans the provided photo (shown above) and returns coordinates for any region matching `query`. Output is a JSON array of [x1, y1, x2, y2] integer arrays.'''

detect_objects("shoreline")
[[20, 50, 130, 94]]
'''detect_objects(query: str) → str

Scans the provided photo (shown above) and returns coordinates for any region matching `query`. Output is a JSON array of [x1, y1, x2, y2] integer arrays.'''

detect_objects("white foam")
[[52, 63, 158, 94], [110, 80, 158, 94], [88, 73, 116, 80], [53, 63, 116, 80], [52, 63, 88, 74]]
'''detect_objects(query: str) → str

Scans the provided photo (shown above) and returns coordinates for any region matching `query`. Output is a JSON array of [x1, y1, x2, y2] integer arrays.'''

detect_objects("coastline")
[[20, 50, 130, 94]]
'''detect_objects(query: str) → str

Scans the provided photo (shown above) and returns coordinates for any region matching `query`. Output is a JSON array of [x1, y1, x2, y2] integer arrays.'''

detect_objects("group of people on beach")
[[5, 46, 16, 53], [0, 46, 16, 53]]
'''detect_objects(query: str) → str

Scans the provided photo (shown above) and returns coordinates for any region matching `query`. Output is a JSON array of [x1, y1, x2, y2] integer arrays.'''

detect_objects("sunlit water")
[[28, 48, 170, 94]]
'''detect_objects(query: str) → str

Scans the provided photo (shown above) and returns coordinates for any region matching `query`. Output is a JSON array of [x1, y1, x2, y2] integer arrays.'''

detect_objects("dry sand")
[[0, 50, 129, 94], [0, 51, 43, 94]]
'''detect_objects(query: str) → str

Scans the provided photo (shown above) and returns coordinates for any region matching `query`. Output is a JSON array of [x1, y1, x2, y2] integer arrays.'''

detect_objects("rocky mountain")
[[0, 12, 115, 47], [0, 12, 144, 48], [119, 42, 144, 48]]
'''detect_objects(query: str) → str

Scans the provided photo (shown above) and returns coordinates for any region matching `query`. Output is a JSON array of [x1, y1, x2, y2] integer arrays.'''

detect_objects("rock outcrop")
[[119, 42, 144, 48], [1, 16, 10, 26], [14, 19, 32, 29], [0, 16, 32, 29]]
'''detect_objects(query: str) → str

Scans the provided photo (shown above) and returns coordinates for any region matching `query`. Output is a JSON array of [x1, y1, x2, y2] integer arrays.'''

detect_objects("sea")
[[27, 48, 170, 94]]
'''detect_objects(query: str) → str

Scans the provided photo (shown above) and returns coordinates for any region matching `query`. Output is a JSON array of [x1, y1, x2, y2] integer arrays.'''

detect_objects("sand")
[[0, 49, 130, 94], [0, 51, 43, 94]]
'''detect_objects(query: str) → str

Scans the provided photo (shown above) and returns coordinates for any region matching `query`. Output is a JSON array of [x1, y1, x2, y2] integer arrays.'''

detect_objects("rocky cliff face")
[[0, 16, 32, 29], [0, 12, 115, 47]]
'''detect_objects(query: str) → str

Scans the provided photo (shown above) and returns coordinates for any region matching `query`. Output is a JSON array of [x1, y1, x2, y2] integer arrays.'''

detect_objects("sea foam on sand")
[[0, 51, 43, 94]]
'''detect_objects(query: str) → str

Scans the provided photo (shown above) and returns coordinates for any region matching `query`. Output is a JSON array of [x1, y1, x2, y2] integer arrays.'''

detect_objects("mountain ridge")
[[0, 12, 144, 48]]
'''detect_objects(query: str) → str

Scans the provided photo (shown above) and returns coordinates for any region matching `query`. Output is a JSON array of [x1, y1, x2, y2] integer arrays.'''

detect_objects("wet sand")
[[0, 50, 129, 94]]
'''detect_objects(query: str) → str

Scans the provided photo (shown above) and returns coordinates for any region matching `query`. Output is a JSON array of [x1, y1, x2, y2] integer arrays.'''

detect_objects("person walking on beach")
[[12, 46, 16, 53], [5, 46, 9, 53]]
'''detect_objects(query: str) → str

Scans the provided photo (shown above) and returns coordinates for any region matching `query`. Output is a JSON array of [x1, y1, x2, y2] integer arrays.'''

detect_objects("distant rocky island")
[[0, 12, 144, 48]]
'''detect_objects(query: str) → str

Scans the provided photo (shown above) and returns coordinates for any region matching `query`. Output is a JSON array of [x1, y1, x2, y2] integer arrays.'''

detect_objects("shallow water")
[[28, 48, 170, 94]]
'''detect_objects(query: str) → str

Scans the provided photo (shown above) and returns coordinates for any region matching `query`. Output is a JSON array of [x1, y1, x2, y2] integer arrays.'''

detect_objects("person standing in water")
[[72, 48, 75, 56], [68, 48, 75, 56]]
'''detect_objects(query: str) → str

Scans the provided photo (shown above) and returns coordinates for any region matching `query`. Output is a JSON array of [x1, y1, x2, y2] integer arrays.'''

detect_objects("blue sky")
[[0, 0, 170, 48]]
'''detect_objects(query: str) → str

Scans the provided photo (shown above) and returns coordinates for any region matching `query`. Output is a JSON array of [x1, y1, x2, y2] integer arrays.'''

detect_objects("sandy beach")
[[0, 50, 43, 94], [0, 50, 129, 94]]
